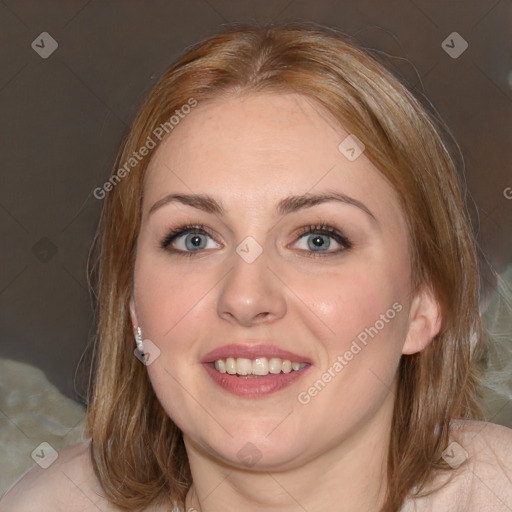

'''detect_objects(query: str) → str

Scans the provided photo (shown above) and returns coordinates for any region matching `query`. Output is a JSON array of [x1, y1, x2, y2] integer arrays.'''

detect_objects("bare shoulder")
[[0, 440, 122, 511]]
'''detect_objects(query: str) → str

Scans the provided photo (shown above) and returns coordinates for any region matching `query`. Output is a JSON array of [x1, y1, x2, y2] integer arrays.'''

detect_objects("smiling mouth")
[[212, 357, 309, 377]]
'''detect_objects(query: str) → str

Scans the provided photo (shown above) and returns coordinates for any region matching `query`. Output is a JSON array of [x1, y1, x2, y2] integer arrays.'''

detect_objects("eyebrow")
[[148, 191, 377, 223]]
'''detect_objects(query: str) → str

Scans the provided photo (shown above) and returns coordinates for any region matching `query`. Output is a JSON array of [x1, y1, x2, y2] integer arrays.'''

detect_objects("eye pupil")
[[186, 234, 206, 250], [309, 234, 329, 251]]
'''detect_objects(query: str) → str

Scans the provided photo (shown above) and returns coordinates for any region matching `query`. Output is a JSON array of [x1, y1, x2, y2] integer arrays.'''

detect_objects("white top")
[[399, 419, 512, 511]]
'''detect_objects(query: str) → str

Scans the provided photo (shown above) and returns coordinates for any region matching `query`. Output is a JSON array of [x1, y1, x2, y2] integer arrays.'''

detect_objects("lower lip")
[[203, 363, 311, 397]]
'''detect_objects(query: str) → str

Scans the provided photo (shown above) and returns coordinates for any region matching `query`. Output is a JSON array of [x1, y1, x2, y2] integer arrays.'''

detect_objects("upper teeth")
[[214, 357, 308, 376]]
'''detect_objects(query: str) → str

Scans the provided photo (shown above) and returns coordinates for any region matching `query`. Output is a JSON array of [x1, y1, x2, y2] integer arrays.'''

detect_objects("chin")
[[197, 425, 315, 471]]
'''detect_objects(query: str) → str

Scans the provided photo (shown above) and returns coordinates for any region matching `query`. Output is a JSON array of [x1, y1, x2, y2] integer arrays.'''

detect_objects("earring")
[[135, 327, 144, 353]]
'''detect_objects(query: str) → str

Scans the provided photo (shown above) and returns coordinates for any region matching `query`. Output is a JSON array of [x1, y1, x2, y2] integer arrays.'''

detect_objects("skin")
[[128, 92, 442, 512]]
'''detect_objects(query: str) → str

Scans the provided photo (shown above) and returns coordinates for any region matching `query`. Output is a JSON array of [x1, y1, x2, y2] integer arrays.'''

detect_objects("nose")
[[216, 246, 287, 327]]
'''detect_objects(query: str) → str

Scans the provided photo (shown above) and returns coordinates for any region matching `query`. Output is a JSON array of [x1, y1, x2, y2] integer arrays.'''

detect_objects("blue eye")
[[160, 223, 352, 257], [293, 225, 352, 255], [161, 224, 220, 254], [300, 233, 334, 251], [176, 232, 210, 251]]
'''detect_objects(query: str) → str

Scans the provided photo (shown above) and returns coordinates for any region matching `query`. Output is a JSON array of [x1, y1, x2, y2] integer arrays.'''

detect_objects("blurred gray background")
[[1, 1, 511, 416]]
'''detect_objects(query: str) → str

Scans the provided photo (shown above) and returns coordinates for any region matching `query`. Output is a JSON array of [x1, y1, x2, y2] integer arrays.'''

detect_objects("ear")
[[129, 297, 138, 329], [402, 285, 442, 355]]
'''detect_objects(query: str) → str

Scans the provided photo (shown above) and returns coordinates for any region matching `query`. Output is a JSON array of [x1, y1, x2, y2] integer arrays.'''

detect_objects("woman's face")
[[130, 92, 430, 470]]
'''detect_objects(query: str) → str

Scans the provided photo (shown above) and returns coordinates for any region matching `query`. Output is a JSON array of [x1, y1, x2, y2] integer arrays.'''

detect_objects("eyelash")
[[160, 223, 353, 258]]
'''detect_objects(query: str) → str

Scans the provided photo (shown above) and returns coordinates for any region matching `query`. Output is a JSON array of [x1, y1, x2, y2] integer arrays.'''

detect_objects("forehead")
[[142, 92, 403, 225]]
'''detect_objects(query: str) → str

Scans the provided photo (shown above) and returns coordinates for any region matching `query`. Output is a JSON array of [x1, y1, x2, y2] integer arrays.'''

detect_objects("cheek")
[[299, 259, 411, 405], [132, 255, 215, 429], [306, 263, 406, 347], [133, 254, 215, 343], [298, 269, 407, 414]]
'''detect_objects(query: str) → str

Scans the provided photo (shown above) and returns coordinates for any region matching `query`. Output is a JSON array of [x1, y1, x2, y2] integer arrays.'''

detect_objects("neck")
[[183, 391, 394, 512]]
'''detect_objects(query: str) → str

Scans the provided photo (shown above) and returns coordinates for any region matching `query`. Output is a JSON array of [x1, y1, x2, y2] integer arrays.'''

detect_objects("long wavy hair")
[[85, 20, 486, 512]]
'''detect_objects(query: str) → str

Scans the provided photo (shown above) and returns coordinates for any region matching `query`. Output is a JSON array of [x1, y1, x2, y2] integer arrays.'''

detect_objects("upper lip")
[[201, 343, 313, 364]]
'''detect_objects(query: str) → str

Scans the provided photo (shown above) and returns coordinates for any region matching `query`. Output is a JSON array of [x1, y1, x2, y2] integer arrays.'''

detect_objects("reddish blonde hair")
[[86, 20, 485, 511]]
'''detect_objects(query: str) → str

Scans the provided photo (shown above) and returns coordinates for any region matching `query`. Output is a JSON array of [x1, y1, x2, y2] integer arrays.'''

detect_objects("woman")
[[2, 20, 511, 512]]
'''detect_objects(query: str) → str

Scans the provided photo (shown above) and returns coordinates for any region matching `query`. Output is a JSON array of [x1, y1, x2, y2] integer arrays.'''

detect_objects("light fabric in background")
[[0, 359, 85, 496]]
